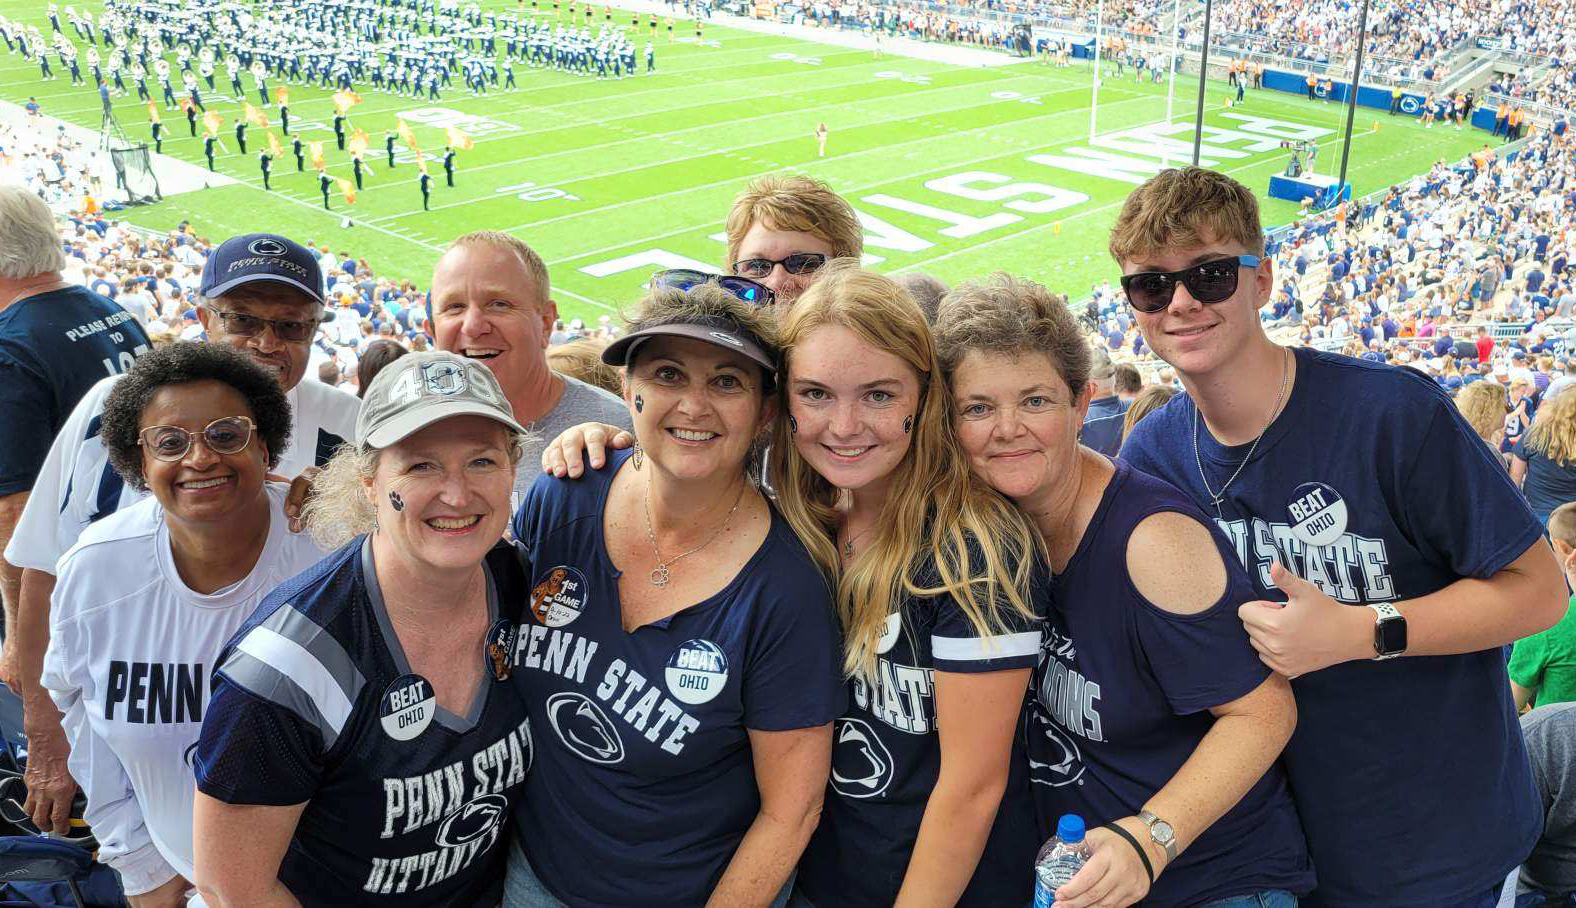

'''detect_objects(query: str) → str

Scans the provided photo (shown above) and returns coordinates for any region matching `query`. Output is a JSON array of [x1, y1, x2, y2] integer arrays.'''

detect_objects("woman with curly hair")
[[40, 342, 327, 908]]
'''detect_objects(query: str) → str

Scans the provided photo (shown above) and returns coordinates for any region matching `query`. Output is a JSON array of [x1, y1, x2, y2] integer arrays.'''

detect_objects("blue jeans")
[[1199, 891, 1298, 908]]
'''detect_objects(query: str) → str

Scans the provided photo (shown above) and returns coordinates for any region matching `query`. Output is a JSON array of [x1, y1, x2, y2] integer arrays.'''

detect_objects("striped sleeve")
[[194, 605, 366, 805], [930, 594, 1041, 674]]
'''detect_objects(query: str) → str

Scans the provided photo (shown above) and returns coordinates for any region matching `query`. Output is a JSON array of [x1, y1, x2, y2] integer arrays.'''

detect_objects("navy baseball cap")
[[199, 233, 324, 304]]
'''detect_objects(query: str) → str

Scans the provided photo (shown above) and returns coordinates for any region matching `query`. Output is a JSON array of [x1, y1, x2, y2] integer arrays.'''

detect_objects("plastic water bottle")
[[1032, 814, 1093, 907]]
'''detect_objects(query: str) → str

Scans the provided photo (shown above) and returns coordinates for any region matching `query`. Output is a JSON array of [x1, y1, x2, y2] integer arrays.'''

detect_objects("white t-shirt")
[[40, 483, 328, 894], [4, 373, 358, 575]]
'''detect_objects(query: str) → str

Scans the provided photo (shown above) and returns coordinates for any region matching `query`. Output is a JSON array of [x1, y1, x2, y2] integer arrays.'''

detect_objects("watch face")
[[1376, 615, 1407, 655], [1151, 819, 1174, 844]]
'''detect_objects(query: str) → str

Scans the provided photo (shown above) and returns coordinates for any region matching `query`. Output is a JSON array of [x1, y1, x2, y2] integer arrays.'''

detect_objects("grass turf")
[[0, 0, 1490, 323]]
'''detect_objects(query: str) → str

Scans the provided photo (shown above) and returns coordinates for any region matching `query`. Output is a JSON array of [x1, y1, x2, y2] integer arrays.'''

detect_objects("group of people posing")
[[0, 163, 1566, 908]]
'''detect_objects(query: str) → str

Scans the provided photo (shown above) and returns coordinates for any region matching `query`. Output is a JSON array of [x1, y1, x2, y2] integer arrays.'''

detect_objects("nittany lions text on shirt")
[[507, 449, 844, 908], [797, 548, 1043, 908], [1122, 346, 1543, 908], [1027, 461, 1314, 906], [3, 374, 356, 577], [195, 538, 530, 907], [41, 484, 326, 896]]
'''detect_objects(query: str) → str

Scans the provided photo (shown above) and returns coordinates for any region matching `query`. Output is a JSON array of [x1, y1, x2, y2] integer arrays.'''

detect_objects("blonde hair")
[[1109, 167, 1265, 266], [768, 261, 1039, 682], [547, 337, 621, 395], [724, 174, 863, 271], [1121, 384, 1177, 444], [303, 432, 527, 550], [448, 230, 551, 304], [1454, 380, 1509, 445], [1523, 386, 1576, 466]]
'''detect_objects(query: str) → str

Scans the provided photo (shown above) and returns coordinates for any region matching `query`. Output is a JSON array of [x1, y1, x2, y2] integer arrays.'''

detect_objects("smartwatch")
[[1137, 810, 1177, 864], [1368, 602, 1407, 659]]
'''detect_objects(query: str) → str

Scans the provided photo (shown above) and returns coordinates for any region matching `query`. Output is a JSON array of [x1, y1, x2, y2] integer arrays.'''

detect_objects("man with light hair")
[[3, 231, 356, 835], [723, 174, 862, 304], [424, 230, 629, 499], [0, 182, 150, 650], [1078, 347, 1128, 456]]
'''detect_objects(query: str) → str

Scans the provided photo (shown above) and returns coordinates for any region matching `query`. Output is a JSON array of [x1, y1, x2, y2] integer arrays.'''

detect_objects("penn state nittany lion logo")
[[247, 237, 287, 257], [545, 692, 624, 764], [829, 718, 894, 799], [433, 793, 508, 848], [421, 360, 467, 396], [1025, 709, 1085, 789], [530, 566, 587, 628]]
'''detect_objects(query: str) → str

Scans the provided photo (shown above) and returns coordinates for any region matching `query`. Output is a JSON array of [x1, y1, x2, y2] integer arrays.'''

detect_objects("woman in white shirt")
[[42, 342, 328, 908]]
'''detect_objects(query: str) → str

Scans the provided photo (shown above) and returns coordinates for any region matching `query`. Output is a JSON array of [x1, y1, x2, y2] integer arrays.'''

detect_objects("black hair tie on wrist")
[[1103, 822, 1155, 885]]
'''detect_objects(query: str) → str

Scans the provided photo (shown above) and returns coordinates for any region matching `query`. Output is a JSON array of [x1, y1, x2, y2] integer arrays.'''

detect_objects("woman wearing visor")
[[504, 280, 843, 908], [192, 351, 532, 907], [42, 342, 328, 908]]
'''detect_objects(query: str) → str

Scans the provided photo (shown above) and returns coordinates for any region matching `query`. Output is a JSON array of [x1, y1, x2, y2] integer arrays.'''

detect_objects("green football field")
[[1, 0, 1488, 322]]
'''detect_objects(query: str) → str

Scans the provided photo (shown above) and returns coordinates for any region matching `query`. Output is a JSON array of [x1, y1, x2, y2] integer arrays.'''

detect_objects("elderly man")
[[0, 183, 151, 662], [1, 232, 357, 834], [424, 230, 629, 501]]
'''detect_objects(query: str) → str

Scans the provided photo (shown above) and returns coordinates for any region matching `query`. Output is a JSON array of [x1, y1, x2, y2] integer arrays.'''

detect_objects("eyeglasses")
[[1119, 255, 1262, 314], [203, 305, 320, 343], [649, 269, 776, 306], [730, 252, 828, 280], [138, 416, 255, 462]]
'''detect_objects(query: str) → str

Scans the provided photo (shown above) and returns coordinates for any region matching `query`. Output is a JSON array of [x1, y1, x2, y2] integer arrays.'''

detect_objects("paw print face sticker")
[[389, 491, 405, 511]]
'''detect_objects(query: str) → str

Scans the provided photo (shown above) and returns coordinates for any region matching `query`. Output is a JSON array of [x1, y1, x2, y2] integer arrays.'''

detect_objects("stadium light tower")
[[1090, 0, 1105, 143], [1192, 0, 1214, 165]]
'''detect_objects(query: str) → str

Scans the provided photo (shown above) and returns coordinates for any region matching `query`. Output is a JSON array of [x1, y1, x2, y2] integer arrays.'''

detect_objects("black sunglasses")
[[650, 269, 776, 306], [1119, 254, 1262, 314], [203, 305, 320, 343], [731, 252, 827, 280]]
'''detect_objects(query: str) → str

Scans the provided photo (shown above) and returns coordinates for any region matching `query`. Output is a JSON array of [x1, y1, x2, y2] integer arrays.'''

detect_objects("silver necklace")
[[841, 523, 875, 560], [643, 480, 746, 587], [1193, 347, 1290, 518]]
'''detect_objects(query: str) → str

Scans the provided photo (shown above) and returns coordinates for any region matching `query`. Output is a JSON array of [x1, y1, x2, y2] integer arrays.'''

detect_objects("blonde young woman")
[[1511, 388, 1576, 525], [542, 263, 1044, 906]]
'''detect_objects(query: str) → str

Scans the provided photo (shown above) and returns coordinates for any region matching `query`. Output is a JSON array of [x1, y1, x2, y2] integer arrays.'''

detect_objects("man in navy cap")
[[1, 232, 359, 837]]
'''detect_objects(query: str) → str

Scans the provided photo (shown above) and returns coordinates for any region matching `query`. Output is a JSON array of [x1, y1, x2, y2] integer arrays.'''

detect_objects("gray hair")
[[0, 184, 68, 279]]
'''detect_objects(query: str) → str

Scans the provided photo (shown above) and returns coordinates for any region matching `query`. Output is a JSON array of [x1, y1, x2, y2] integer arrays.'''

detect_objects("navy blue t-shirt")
[[1512, 438, 1576, 526], [1080, 394, 1130, 458], [507, 448, 844, 908], [1122, 346, 1543, 907], [797, 547, 1043, 907], [0, 285, 148, 495], [1028, 460, 1314, 906], [195, 539, 531, 906]]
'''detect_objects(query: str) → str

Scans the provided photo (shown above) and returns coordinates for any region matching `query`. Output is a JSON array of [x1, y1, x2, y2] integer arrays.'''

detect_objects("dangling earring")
[[632, 440, 644, 470], [788, 415, 797, 436], [902, 415, 912, 434]]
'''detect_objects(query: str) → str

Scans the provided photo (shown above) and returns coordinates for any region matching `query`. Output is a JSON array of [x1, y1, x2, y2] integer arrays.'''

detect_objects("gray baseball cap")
[[356, 351, 526, 449]]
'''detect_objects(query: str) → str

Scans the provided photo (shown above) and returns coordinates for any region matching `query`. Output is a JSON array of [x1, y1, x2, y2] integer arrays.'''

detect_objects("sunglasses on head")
[[138, 416, 255, 462], [1119, 254, 1262, 314], [730, 252, 827, 280], [649, 269, 776, 306]]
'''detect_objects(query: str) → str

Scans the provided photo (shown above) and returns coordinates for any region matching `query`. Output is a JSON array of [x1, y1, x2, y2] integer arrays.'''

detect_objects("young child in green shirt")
[[1512, 500, 1576, 709]]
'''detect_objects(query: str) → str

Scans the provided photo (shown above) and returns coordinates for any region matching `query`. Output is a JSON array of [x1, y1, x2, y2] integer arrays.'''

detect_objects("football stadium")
[[1, 0, 1574, 904]]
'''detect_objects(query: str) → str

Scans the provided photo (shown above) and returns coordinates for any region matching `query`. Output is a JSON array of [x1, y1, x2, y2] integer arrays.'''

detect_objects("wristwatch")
[[1137, 810, 1177, 864], [1368, 602, 1407, 659]]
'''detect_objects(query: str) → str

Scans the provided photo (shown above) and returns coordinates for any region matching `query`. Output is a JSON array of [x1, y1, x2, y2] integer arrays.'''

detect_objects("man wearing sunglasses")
[[2, 232, 358, 838], [1117, 167, 1565, 907], [723, 174, 863, 304]]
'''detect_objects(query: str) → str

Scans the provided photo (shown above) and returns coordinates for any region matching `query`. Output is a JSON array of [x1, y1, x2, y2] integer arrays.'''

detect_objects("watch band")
[[1137, 809, 1179, 863], [1368, 602, 1404, 659], [1102, 822, 1154, 884]]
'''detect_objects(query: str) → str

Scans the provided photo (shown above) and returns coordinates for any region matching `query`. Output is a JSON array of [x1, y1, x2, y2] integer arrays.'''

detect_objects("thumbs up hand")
[[1238, 561, 1373, 679]]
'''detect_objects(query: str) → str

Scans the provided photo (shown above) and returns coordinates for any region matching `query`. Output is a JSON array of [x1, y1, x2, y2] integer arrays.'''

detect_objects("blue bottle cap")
[[1056, 814, 1085, 844]]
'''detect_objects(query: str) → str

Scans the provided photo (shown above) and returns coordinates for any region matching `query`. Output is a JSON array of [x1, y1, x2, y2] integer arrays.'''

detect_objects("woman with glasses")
[[541, 263, 1044, 907], [933, 274, 1312, 908], [40, 342, 327, 908], [504, 282, 843, 908], [192, 351, 532, 907]]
